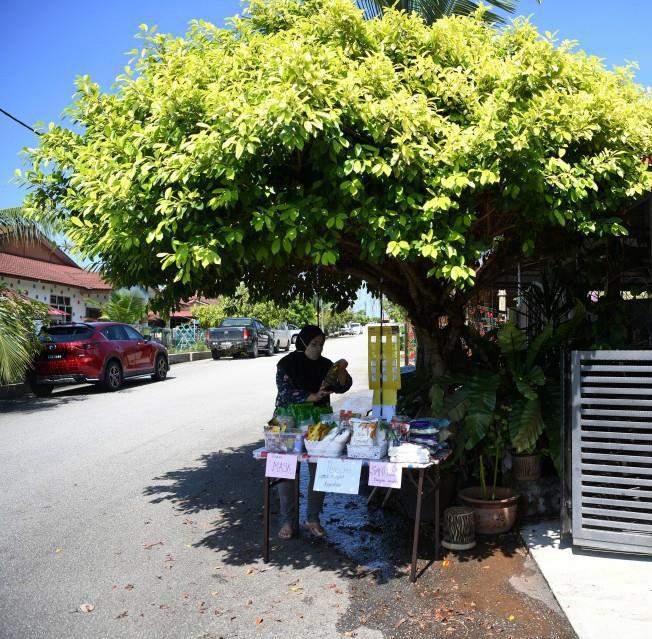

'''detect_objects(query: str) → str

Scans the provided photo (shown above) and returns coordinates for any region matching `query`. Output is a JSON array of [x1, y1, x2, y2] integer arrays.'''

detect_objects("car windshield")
[[220, 318, 252, 327], [40, 326, 94, 343]]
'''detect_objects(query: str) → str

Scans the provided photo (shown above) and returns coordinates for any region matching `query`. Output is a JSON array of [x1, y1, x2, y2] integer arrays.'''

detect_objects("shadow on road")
[[142, 442, 428, 583], [0, 376, 174, 414]]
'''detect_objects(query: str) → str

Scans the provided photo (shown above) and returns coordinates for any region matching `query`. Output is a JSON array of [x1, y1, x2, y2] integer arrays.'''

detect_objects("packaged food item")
[[276, 414, 295, 430], [321, 363, 341, 391], [263, 429, 304, 453], [349, 418, 378, 446], [306, 421, 337, 441]]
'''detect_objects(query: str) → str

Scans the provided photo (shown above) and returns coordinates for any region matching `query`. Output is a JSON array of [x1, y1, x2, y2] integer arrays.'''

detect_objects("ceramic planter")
[[458, 487, 519, 535]]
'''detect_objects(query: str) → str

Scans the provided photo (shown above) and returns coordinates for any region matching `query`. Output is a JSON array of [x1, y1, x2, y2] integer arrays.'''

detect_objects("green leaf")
[[498, 322, 527, 356], [510, 398, 545, 453]]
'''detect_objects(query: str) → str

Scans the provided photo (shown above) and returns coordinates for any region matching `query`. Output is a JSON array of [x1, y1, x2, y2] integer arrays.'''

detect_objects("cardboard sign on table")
[[314, 458, 362, 494], [265, 453, 298, 479], [368, 461, 403, 489]]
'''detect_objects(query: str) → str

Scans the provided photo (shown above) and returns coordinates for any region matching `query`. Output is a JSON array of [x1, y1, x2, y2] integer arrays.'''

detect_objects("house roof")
[[0, 252, 112, 291]]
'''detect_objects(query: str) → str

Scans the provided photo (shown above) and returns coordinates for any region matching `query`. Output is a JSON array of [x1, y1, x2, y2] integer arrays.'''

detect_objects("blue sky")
[[2, 0, 652, 209]]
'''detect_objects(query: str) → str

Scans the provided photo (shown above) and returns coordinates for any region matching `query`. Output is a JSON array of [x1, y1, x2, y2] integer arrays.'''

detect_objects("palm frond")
[[101, 290, 147, 324], [0, 287, 48, 384], [359, 0, 519, 25], [0, 206, 58, 245]]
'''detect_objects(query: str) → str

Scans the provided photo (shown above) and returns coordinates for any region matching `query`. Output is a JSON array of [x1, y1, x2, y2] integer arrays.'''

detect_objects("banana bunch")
[[306, 422, 333, 441]]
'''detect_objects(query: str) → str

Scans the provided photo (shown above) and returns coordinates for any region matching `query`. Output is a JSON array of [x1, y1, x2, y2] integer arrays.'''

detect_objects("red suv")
[[28, 322, 169, 396]]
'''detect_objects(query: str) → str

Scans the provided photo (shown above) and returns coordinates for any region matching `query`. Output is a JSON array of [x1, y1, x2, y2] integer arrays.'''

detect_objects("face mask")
[[303, 339, 323, 360]]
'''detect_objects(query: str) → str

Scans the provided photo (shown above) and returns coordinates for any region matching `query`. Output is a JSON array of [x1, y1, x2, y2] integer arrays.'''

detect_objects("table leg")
[[366, 486, 379, 505], [410, 468, 425, 583], [434, 469, 440, 561], [294, 467, 300, 537], [263, 476, 270, 563]]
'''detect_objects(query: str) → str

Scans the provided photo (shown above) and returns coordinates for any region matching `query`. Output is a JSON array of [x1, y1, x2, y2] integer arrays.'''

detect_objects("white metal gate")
[[571, 350, 652, 554]]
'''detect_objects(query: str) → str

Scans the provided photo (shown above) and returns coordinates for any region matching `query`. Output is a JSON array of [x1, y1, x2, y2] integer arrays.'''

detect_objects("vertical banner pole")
[[379, 281, 384, 417]]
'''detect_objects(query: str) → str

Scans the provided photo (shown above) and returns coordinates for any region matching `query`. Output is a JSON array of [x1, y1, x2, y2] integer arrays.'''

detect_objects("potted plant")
[[457, 408, 519, 535], [434, 366, 518, 534], [435, 313, 583, 532]]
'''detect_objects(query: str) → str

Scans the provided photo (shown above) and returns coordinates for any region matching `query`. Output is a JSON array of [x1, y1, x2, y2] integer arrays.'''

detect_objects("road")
[[0, 334, 378, 639]]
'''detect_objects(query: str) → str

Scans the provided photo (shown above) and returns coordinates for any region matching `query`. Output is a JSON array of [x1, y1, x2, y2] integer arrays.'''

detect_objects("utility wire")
[[0, 107, 40, 135]]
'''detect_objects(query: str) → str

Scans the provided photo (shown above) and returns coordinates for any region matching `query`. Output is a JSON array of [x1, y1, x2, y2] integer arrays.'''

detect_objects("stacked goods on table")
[[408, 418, 452, 454], [386, 417, 453, 464], [264, 414, 304, 453], [388, 442, 431, 465], [304, 418, 350, 456], [347, 418, 388, 459]]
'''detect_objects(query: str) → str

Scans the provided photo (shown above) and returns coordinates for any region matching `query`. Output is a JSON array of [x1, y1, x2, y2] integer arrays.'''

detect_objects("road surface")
[[0, 334, 377, 639]]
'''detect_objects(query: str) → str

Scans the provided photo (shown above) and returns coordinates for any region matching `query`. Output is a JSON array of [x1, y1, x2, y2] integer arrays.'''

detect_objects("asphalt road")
[[0, 334, 379, 639]]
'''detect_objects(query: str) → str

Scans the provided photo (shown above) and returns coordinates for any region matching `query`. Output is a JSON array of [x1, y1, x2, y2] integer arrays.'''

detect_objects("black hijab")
[[278, 325, 330, 394]]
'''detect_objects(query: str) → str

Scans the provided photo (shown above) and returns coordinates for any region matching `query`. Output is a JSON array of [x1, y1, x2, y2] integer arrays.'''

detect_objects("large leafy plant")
[[436, 309, 585, 478]]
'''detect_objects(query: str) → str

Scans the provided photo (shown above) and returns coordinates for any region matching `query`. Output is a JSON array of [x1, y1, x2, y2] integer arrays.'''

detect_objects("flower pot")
[[513, 454, 541, 482], [442, 506, 476, 551], [458, 487, 519, 535]]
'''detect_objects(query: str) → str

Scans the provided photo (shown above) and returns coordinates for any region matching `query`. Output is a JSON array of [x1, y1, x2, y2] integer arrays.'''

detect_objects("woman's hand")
[[307, 390, 330, 403]]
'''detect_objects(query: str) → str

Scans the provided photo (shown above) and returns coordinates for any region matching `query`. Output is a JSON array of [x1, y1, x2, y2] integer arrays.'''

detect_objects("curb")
[[0, 383, 28, 400], [168, 351, 212, 365]]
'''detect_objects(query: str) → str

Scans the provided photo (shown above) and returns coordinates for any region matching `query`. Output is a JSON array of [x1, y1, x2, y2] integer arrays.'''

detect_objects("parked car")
[[349, 322, 364, 335], [272, 323, 299, 351], [288, 324, 301, 344], [28, 322, 169, 396], [206, 317, 275, 359]]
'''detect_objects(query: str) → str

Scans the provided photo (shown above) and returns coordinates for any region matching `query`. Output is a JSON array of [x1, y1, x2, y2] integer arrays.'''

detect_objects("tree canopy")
[[21, 0, 652, 373], [192, 285, 317, 328]]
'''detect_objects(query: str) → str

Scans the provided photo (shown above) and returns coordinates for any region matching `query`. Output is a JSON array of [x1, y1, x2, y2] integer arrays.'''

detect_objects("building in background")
[[0, 223, 112, 322]]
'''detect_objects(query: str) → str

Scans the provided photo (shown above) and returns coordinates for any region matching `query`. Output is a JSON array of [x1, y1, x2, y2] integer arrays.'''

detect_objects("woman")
[[275, 324, 352, 539]]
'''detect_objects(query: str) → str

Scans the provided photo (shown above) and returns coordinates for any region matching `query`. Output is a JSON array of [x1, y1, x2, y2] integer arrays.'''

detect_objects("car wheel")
[[266, 338, 274, 356], [212, 350, 220, 360], [274, 340, 280, 354], [151, 355, 168, 381], [101, 360, 123, 392], [250, 342, 259, 358], [284, 340, 290, 351], [30, 382, 54, 397]]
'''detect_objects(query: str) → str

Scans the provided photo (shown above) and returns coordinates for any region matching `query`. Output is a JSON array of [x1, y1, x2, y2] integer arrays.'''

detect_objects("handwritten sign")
[[265, 453, 298, 479], [314, 458, 362, 495], [368, 461, 402, 489]]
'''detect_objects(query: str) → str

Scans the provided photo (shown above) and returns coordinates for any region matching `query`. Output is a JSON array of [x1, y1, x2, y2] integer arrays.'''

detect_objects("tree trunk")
[[414, 324, 447, 379]]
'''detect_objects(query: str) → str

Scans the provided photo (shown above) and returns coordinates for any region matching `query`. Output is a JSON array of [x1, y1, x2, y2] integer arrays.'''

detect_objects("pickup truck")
[[205, 317, 275, 359], [272, 322, 300, 351]]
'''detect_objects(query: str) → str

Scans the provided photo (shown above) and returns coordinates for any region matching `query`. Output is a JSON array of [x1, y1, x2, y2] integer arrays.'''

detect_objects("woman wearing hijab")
[[275, 324, 352, 539]]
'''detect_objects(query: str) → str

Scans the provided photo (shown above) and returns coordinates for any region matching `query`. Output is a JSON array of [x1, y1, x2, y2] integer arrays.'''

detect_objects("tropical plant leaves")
[[498, 322, 527, 366], [510, 397, 545, 453]]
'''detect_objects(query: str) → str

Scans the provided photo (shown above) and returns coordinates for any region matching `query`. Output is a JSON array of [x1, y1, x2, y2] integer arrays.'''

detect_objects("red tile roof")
[[0, 252, 112, 291]]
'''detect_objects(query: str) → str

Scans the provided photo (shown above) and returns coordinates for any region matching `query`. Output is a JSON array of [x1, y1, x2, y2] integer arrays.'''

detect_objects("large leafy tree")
[[21, 0, 652, 383]]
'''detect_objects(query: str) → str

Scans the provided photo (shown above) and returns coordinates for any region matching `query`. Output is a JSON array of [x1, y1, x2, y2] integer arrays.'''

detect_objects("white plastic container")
[[347, 441, 389, 460], [304, 439, 348, 457]]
